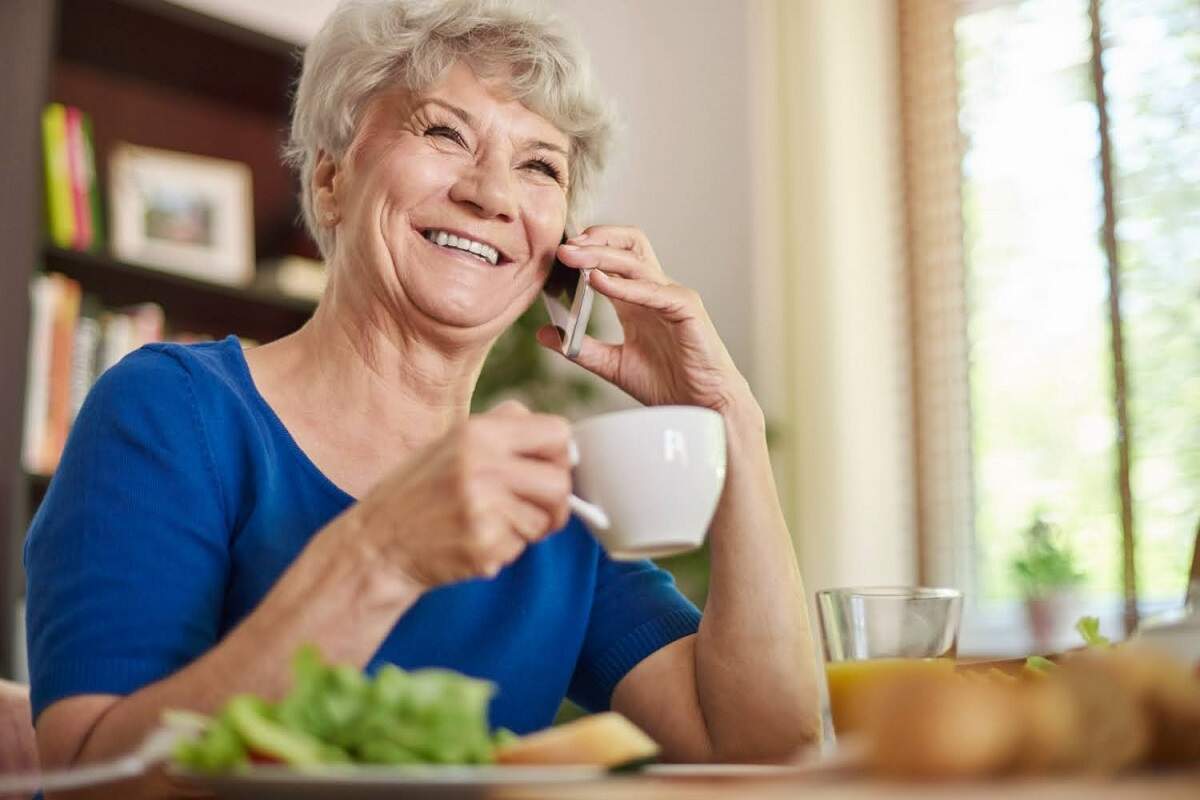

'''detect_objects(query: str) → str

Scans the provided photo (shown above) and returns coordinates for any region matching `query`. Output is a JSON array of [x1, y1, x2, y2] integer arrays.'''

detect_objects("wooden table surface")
[[493, 769, 1200, 799]]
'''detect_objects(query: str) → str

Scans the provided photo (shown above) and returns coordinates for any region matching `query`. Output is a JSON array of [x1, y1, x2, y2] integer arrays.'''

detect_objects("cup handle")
[[569, 494, 610, 531], [567, 439, 610, 529]]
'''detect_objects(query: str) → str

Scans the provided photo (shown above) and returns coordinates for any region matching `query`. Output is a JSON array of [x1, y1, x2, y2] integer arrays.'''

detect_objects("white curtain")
[[747, 0, 918, 593]]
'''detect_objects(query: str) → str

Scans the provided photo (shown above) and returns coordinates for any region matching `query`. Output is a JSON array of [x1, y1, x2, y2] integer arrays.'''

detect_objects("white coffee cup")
[[570, 405, 727, 560]]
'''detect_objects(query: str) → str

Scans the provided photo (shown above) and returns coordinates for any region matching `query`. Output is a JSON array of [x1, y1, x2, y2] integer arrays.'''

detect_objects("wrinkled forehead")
[[382, 60, 571, 155]]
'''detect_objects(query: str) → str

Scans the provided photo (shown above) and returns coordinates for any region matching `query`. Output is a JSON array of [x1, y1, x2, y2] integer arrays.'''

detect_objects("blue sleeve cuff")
[[30, 657, 173, 723], [570, 607, 701, 711]]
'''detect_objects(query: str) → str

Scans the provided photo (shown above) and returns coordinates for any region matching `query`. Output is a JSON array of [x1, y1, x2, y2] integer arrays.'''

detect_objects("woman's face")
[[328, 61, 570, 340]]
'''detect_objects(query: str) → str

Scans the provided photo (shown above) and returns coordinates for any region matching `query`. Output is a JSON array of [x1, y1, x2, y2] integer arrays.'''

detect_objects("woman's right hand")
[[345, 400, 573, 591]]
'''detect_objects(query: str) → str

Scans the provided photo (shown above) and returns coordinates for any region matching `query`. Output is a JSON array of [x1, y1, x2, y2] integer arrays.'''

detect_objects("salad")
[[174, 646, 516, 772]]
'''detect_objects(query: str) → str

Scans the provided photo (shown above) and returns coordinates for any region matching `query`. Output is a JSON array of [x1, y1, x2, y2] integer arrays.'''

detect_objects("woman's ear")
[[312, 149, 341, 226]]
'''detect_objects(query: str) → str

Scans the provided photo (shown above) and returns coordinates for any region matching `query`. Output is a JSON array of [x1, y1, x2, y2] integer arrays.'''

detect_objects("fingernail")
[[568, 233, 588, 243], [559, 243, 578, 251]]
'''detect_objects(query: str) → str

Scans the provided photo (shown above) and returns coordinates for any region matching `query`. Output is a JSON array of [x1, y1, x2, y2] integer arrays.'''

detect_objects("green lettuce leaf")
[[173, 644, 500, 772]]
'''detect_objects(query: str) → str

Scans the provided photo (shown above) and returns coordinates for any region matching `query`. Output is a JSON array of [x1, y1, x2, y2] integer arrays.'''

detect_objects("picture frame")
[[108, 143, 254, 286]]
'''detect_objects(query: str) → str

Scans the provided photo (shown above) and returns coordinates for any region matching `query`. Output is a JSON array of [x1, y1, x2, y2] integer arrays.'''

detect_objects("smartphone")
[[541, 233, 595, 359]]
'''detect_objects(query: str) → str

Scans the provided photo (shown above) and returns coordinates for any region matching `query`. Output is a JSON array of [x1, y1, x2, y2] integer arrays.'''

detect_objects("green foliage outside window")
[[958, 0, 1199, 603]]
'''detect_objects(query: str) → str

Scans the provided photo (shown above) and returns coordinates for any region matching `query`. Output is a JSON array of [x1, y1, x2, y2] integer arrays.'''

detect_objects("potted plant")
[[1010, 513, 1085, 652]]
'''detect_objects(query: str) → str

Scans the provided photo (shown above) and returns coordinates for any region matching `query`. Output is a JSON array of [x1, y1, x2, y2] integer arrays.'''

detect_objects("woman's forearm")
[[52, 509, 417, 795], [694, 401, 822, 760]]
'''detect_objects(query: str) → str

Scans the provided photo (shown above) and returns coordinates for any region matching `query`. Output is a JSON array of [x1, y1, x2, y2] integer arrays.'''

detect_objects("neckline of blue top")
[[218, 334, 359, 505]]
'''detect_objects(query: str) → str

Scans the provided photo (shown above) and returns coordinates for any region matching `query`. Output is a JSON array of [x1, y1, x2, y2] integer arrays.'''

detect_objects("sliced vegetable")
[[1024, 655, 1057, 674], [173, 645, 501, 772], [225, 694, 348, 767], [173, 714, 247, 773]]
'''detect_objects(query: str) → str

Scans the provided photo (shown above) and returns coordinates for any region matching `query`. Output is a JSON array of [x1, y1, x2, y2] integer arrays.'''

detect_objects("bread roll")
[[1068, 645, 1200, 765], [1056, 654, 1151, 773], [864, 672, 1022, 779], [1012, 676, 1084, 773], [495, 712, 660, 768]]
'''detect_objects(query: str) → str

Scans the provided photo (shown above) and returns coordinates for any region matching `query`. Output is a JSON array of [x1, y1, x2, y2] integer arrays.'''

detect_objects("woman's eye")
[[425, 125, 467, 147], [525, 159, 563, 182]]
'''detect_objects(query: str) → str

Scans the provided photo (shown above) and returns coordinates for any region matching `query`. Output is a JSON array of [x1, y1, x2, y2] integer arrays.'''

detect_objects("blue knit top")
[[24, 336, 700, 731]]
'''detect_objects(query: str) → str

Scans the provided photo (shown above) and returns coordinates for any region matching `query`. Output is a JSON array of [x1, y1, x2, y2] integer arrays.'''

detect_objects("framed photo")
[[109, 143, 254, 286]]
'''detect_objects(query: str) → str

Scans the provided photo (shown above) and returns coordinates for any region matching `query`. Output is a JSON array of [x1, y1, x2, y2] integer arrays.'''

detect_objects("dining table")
[[491, 768, 1200, 800]]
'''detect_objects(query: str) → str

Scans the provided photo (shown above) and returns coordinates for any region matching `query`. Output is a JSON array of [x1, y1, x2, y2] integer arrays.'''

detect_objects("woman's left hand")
[[536, 225, 755, 417], [0, 679, 37, 797]]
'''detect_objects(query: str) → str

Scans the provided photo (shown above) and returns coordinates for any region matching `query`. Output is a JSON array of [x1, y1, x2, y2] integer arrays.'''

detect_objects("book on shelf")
[[41, 103, 104, 254], [21, 273, 176, 477], [70, 297, 102, 421], [42, 105, 73, 250], [42, 274, 81, 474], [21, 279, 57, 475]]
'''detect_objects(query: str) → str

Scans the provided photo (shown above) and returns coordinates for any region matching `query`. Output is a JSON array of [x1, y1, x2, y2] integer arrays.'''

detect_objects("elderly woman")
[[24, 0, 818, 794]]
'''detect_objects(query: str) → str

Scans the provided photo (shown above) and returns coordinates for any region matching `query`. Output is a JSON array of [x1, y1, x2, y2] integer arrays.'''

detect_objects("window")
[[1104, 0, 1200, 603], [954, 0, 1197, 629]]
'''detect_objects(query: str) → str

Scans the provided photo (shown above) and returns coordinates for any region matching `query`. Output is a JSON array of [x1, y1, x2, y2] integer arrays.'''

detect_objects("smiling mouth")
[[421, 228, 506, 266]]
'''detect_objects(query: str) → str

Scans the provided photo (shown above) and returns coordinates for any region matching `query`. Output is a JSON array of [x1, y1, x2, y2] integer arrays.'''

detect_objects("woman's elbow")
[[707, 698, 823, 763]]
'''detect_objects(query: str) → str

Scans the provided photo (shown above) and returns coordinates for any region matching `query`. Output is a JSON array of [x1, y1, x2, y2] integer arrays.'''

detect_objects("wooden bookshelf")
[[0, 0, 311, 679], [44, 247, 316, 342]]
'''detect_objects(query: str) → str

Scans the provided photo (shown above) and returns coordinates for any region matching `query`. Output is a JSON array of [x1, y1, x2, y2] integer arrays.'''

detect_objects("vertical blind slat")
[[898, 0, 975, 589]]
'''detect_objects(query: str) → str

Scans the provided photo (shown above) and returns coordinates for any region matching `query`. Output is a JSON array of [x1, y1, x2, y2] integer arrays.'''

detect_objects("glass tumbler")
[[816, 586, 963, 736]]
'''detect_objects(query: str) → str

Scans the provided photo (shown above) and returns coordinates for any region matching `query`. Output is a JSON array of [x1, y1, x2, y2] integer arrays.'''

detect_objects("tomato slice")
[[248, 749, 284, 765]]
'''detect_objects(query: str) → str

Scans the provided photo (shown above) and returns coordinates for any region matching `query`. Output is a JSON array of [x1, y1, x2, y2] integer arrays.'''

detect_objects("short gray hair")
[[285, 0, 615, 259]]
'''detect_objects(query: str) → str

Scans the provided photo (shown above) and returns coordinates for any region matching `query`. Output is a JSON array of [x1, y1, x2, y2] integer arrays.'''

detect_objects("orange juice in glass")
[[816, 587, 962, 737], [824, 657, 956, 734]]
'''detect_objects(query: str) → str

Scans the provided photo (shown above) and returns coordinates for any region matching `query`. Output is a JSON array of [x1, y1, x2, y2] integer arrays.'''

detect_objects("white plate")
[[172, 764, 607, 800], [641, 739, 865, 780]]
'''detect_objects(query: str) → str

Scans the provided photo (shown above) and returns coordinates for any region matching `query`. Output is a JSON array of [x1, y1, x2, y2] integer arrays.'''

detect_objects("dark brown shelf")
[[56, 0, 299, 117], [43, 246, 316, 343]]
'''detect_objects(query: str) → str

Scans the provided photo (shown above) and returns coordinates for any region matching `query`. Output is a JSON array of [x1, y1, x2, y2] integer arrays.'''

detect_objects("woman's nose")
[[449, 153, 518, 222]]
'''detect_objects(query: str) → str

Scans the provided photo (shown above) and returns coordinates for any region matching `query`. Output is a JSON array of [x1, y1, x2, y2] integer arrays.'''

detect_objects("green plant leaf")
[[1075, 615, 1110, 647]]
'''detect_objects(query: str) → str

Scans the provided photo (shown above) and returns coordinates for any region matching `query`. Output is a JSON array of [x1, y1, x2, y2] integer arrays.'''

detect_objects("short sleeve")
[[567, 552, 701, 711], [23, 347, 230, 721]]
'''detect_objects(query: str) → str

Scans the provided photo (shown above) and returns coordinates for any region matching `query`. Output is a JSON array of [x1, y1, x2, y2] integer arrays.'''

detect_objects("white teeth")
[[423, 229, 501, 266]]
